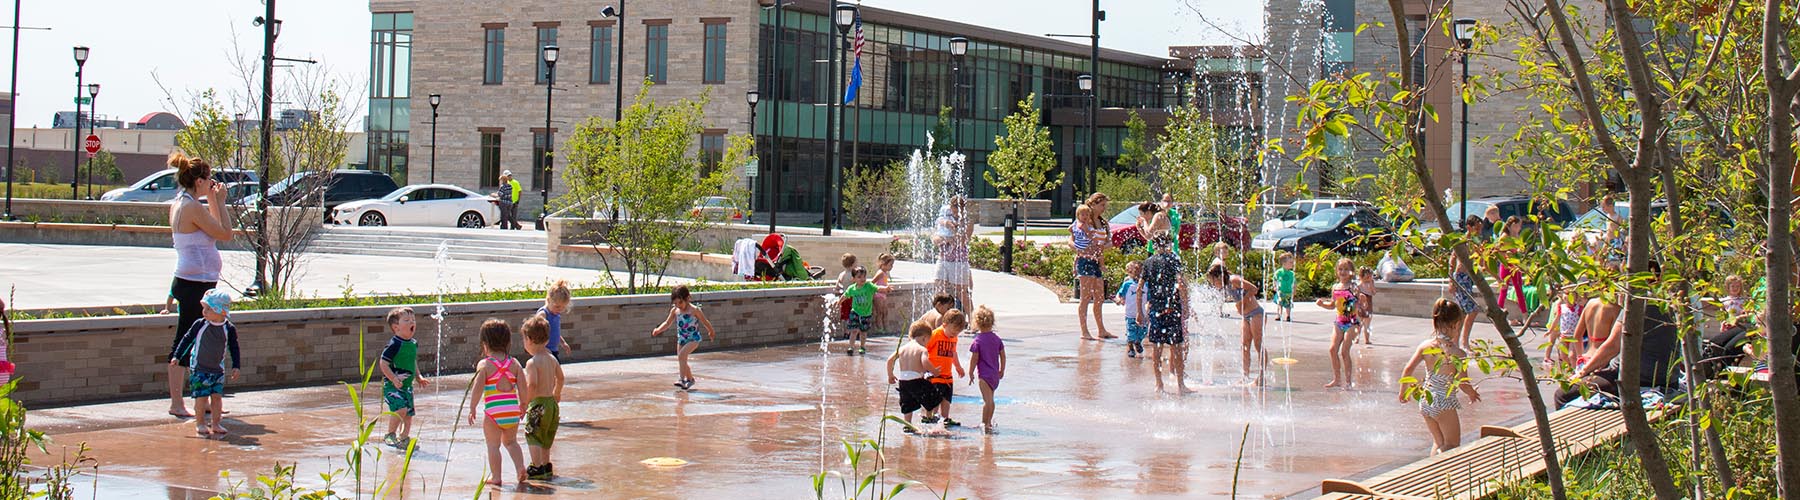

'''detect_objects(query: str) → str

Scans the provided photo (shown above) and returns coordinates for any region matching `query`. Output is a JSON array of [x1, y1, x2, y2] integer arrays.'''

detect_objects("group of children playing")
[[885, 296, 1007, 434]]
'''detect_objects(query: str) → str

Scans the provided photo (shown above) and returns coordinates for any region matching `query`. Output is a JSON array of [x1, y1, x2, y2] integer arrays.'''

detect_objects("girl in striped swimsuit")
[[468, 318, 528, 487]]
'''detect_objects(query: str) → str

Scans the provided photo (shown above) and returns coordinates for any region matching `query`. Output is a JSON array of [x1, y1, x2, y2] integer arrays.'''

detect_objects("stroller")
[[752, 233, 825, 281]]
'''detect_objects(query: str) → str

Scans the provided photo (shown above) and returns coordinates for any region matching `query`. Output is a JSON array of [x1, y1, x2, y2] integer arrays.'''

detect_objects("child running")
[[1316, 258, 1358, 388], [842, 266, 879, 355], [1115, 261, 1148, 358], [1398, 299, 1482, 454], [379, 307, 429, 448], [926, 310, 969, 427], [1274, 252, 1297, 321], [170, 289, 240, 437], [538, 281, 573, 358], [1356, 267, 1378, 345], [966, 306, 1006, 433], [888, 321, 942, 434], [521, 314, 564, 481], [467, 318, 527, 487], [651, 285, 716, 390]]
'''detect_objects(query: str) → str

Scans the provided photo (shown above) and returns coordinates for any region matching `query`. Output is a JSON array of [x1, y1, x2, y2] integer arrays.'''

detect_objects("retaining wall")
[[7, 282, 926, 407], [967, 199, 1052, 226], [547, 217, 895, 277]]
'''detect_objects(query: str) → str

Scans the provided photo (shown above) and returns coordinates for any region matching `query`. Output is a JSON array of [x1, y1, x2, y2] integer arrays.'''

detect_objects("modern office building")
[[368, 0, 1179, 218]]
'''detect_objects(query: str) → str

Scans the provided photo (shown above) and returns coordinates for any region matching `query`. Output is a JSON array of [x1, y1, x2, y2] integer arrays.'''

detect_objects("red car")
[[1107, 205, 1250, 251]]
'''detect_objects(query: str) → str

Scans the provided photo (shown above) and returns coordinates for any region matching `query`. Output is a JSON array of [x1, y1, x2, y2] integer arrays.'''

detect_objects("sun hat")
[[201, 289, 233, 315]]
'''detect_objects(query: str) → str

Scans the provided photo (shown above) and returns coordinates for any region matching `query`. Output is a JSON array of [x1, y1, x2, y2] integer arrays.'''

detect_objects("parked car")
[[202, 181, 261, 205], [1259, 198, 1372, 234], [1251, 206, 1396, 254], [252, 170, 399, 211], [1443, 195, 1577, 232], [100, 168, 259, 202], [690, 196, 745, 222], [332, 184, 499, 228], [1557, 199, 1735, 246], [1107, 205, 1250, 251]]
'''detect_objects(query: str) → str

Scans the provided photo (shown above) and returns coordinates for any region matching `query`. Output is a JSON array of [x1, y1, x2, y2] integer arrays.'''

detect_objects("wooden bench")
[[1316, 407, 1656, 499]]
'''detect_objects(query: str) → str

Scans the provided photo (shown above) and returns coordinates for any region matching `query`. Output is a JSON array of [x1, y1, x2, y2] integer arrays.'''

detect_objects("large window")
[[645, 22, 669, 84], [701, 130, 725, 173], [536, 26, 559, 84], [590, 24, 613, 84], [370, 12, 414, 182], [532, 131, 551, 189], [703, 22, 727, 84], [483, 26, 504, 84], [479, 131, 502, 188]]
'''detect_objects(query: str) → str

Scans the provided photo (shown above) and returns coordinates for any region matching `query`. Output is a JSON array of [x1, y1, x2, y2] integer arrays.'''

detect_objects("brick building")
[[367, 0, 1182, 219]]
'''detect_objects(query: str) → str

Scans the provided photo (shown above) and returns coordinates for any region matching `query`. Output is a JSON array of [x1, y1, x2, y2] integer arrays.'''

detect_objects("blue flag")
[[843, 16, 864, 105]]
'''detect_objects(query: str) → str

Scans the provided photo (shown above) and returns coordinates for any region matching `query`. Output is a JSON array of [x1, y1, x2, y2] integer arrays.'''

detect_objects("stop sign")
[[83, 134, 100, 156]]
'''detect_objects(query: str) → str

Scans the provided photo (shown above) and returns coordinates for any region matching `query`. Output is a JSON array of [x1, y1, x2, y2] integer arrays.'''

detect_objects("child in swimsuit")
[[1208, 262, 1267, 384], [1356, 267, 1378, 345], [467, 318, 528, 487], [653, 285, 716, 390], [1399, 299, 1483, 454], [966, 306, 1006, 433], [1315, 258, 1358, 389]]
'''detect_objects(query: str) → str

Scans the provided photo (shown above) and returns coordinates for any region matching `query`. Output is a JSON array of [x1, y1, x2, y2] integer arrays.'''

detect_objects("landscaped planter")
[[7, 282, 926, 407]]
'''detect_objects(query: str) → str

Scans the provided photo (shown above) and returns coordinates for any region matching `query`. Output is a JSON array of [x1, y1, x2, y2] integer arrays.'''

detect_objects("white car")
[[100, 168, 259, 202], [1259, 198, 1372, 234], [332, 184, 498, 228]]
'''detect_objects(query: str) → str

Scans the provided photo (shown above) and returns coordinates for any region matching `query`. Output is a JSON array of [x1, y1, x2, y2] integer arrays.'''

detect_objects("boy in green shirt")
[[380, 307, 429, 448], [1274, 252, 1297, 321], [843, 267, 879, 355]]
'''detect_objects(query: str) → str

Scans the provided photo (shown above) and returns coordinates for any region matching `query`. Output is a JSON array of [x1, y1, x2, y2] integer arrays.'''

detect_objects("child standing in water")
[[872, 253, 897, 333], [521, 314, 564, 480], [967, 306, 1006, 433], [1315, 258, 1358, 388], [538, 281, 573, 358], [652, 285, 716, 390], [467, 318, 528, 487], [1356, 267, 1378, 345], [170, 289, 241, 437], [926, 310, 969, 427], [1114, 261, 1148, 358], [1399, 299, 1482, 454], [379, 307, 429, 448], [888, 321, 942, 433], [1274, 252, 1297, 322], [841, 267, 879, 355]]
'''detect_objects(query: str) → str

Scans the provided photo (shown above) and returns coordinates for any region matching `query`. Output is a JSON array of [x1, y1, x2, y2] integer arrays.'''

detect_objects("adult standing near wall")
[[934, 196, 974, 311], [165, 151, 233, 418], [1071, 192, 1114, 340]]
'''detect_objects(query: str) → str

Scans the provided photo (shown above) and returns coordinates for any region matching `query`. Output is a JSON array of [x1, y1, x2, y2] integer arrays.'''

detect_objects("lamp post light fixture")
[[748, 89, 773, 231], [823, 2, 855, 236], [69, 45, 87, 200], [600, 4, 625, 122], [949, 36, 968, 138], [428, 93, 441, 184], [1077, 73, 1094, 202], [1453, 18, 1476, 209], [85, 83, 98, 199], [538, 45, 558, 231]]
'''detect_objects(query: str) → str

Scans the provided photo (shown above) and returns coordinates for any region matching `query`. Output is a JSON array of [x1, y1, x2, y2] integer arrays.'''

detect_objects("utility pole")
[[253, 0, 276, 296]]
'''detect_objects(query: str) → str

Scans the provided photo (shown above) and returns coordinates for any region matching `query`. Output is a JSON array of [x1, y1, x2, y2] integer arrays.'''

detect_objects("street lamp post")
[[428, 94, 441, 184], [600, 4, 624, 122], [747, 89, 765, 231], [1454, 18, 1476, 209], [949, 36, 967, 140], [69, 45, 87, 200], [1077, 74, 1094, 200], [825, 3, 854, 236], [85, 83, 97, 199], [250, 5, 279, 297], [538, 45, 558, 231], [767, 0, 785, 233]]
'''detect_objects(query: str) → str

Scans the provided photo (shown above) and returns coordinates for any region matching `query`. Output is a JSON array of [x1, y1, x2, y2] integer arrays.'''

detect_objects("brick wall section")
[[8, 283, 926, 407]]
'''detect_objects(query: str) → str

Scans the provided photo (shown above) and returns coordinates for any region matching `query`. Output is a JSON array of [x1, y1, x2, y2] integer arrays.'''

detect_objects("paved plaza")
[[21, 259, 1546, 499]]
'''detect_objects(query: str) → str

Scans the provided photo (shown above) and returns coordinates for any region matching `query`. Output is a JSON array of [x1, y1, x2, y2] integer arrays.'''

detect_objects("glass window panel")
[[484, 28, 505, 84], [591, 26, 613, 84], [395, 13, 413, 30]]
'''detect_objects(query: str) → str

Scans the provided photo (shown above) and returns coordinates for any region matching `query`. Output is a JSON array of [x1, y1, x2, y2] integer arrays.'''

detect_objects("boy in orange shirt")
[[925, 309, 969, 427]]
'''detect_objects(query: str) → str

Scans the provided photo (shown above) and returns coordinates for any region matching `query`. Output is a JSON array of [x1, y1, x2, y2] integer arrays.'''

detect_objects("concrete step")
[[309, 235, 545, 252], [306, 226, 550, 265], [306, 244, 546, 265]]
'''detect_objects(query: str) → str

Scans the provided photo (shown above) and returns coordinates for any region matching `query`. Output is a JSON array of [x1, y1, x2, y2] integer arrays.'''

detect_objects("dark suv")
[[1444, 195, 1577, 231], [259, 170, 400, 211]]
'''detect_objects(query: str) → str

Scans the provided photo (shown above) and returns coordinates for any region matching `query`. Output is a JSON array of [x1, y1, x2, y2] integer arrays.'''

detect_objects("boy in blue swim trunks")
[[1114, 261, 1148, 357], [170, 289, 240, 437], [379, 307, 429, 448]]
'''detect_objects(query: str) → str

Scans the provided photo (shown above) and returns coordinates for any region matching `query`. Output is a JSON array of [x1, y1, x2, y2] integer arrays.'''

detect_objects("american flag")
[[843, 10, 863, 105]]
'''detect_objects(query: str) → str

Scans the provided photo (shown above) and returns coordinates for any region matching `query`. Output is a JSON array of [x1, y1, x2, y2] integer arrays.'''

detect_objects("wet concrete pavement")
[[28, 291, 1547, 499]]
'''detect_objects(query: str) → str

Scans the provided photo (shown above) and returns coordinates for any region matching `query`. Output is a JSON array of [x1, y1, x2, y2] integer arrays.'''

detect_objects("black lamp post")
[[538, 45, 558, 231], [747, 89, 767, 230], [1454, 18, 1476, 209], [824, 3, 854, 236], [1077, 73, 1094, 201], [85, 82, 97, 199], [949, 36, 967, 139], [249, 7, 279, 297], [600, 4, 625, 122], [428, 93, 440, 184], [69, 45, 87, 200]]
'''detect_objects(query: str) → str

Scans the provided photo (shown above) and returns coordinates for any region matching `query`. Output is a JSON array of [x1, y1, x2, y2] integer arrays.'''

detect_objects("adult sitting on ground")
[[1554, 264, 1681, 408], [166, 151, 235, 418]]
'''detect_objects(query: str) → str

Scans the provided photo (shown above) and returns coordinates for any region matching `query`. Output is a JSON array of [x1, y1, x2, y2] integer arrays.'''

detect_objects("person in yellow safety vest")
[[497, 170, 523, 230]]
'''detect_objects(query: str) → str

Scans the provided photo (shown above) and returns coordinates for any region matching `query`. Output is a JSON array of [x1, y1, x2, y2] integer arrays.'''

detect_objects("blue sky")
[[6, 0, 1261, 129]]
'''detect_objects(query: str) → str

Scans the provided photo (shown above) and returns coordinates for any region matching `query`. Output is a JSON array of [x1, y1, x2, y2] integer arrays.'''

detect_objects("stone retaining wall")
[[550, 244, 740, 282], [7, 283, 925, 407], [546, 217, 895, 278], [967, 199, 1052, 226]]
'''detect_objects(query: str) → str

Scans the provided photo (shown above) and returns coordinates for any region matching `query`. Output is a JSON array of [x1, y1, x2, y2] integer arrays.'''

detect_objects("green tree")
[[1116, 110, 1152, 173], [1153, 102, 1232, 207], [560, 83, 747, 292], [984, 94, 1060, 211], [842, 161, 911, 230], [91, 151, 122, 184], [929, 105, 956, 158], [173, 90, 241, 167], [1093, 169, 1150, 219]]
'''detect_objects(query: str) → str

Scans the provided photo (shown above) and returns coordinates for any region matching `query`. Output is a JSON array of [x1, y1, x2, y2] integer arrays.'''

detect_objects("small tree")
[[929, 106, 956, 158], [984, 94, 1060, 218], [1116, 110, 1152, 173], [1153, 102, 1239, 207], [1094, 169, 1150, 219], [91, 151, 122, 185], [842, 160, 911, 230], [561, 83, 746, 292], [173, 90, 241, 167]]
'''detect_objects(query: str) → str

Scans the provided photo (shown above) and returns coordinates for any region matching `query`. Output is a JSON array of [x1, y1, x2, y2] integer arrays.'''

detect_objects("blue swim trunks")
[[1126, 317, 1148, 344], [187, 370, 225, 398]]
